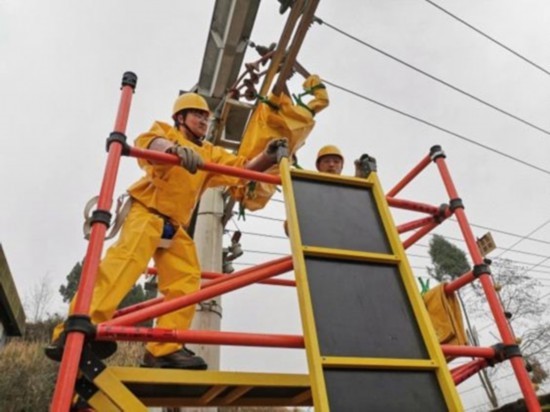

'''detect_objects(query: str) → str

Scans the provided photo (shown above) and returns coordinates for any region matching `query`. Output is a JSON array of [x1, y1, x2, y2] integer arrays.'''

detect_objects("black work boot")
[[44, 334, 117, 362], [141, 347, 208, 370], [44, 338, 65, 361]]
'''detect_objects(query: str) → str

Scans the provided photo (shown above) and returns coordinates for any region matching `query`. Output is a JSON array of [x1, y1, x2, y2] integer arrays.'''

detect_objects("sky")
[[2, 0, 550, 410]]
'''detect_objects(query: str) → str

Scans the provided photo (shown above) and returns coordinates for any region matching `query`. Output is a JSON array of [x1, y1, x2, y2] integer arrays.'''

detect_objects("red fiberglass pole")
[[50, 72, 137, 412], [103, 257, 293, 327], [386, 153, 432, 197], [128, 146, 282, 185], [433, 146, 540, 411], [112, 258, 295, 319]]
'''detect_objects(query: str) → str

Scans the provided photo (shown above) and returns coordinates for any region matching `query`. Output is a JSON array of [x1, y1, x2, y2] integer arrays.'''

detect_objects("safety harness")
[[83, 194, 177, 249]]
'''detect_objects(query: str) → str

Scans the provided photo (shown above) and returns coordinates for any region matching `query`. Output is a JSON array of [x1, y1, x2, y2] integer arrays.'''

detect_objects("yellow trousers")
[[53, 201, 201, 357]]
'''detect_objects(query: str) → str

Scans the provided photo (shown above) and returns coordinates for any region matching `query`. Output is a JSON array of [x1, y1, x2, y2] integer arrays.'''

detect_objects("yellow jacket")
[[128, 121, 247, 226], [423, 284, 468, 346]]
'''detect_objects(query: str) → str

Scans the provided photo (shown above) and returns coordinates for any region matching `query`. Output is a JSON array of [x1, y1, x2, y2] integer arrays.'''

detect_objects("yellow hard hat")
[[172, 93, 211, 119], [316, 145, 343, 167]]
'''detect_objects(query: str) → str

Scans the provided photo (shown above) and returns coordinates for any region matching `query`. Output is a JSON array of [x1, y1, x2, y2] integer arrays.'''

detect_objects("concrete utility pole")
[[154, 191, 225, 412], [185, 187, 226, 412], [190, 187, 225, 370], [173, 3, 260, 411]]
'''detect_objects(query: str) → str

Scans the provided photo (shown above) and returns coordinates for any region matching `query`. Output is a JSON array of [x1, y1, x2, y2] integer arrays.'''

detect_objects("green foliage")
[[0, 318, 143, 410], [59, 262, 82, 303], [23, 315, 65, 343], [58, 261, 156, 309], [0, 340, 58, 411], [427, 234, 470, 281]]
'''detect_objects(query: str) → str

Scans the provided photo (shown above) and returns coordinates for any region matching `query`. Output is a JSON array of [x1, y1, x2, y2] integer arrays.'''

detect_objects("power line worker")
[[284, 145, 343, 236], [48, 92, 286, 370], [284, 145, 376, 236], [317, 144, 377, 178], [315, 145, 344, 175]]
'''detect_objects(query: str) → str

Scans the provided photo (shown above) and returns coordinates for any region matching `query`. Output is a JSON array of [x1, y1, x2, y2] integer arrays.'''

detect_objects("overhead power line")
[[439, 234, 550, 259], [245, 214, 285, 223], [242, 249, 287, 256], [408, 246, 550, 276], [424, 0, 550, 77], [271, 194, 550, 250], [494, 217, 550, 259], [457, 221, 550, 247], [226, 228, 287, 240], [520, 255, 550, 279], [322, 78, 550, 176], [314, 16, 550, 137], [236, 210, 550, 269]]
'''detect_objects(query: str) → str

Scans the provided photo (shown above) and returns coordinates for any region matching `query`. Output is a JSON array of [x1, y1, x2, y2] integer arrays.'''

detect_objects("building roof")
[[0, 243, 26, 336]]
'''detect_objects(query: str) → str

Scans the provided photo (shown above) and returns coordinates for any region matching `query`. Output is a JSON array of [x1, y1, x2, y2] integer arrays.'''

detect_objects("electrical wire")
[[322, 78, 550, 176], [424, 0, 550, 77], [314, 16, 550, 137], [440, 235, 550, 260], [234, 212, 550, 277], [494, 217, 550, 259], [249, 214, 550, 274], [408, 241, 550, 277], [242, 249, 288, 256], [408, 248, 550, 277], [225, 228, 287, 240], [312, 18, 550, 287], [450, 219, 550, 247], [245, 214, 285, 223], [232, 262, 258, 267]]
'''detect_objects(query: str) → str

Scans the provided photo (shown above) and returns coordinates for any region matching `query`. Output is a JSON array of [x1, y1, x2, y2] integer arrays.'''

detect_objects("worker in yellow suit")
[[48, 93, 285, 369], [315, 145, 345, 175], [285, 145, 377, 235], [285, 145, 346, 236], [315, 144, 376, 177]]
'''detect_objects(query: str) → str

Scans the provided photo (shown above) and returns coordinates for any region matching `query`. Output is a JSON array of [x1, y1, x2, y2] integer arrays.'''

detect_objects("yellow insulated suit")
[[54, 121, 247, 356], [422, 284, 467, 347]]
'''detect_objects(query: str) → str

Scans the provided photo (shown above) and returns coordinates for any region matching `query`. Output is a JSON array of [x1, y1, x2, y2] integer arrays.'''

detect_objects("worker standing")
[[47, 92, 286, 370]]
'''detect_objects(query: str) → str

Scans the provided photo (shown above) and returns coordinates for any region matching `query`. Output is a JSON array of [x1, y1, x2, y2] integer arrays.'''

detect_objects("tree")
[[427, 234, 470, 281], [489, 259, 550, 370], [427, 235, 549, 392], [427, 234, 500, 406], [25, 273, 54, 322], [59, 262, 82, 303], [59, 261, 155, 309]]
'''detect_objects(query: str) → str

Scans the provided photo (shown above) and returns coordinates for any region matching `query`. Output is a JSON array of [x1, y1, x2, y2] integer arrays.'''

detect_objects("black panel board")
[[292, 178, 391, 253], [126, 383, 306, 399], [324, 369, 447, 411], [305, 257, 428, 358]]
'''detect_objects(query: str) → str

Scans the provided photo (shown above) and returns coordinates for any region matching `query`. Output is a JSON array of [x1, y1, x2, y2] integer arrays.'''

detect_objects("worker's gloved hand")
[[167, 144, 204, 174], [264, 137, 289, 162], [354, 154, 377, 178]]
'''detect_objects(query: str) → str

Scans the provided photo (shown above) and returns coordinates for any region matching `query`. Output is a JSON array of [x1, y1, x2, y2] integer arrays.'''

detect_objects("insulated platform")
[[68, 159, 462, 411], [280, 159, 463, 411], [92, 368, 311, 408]]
